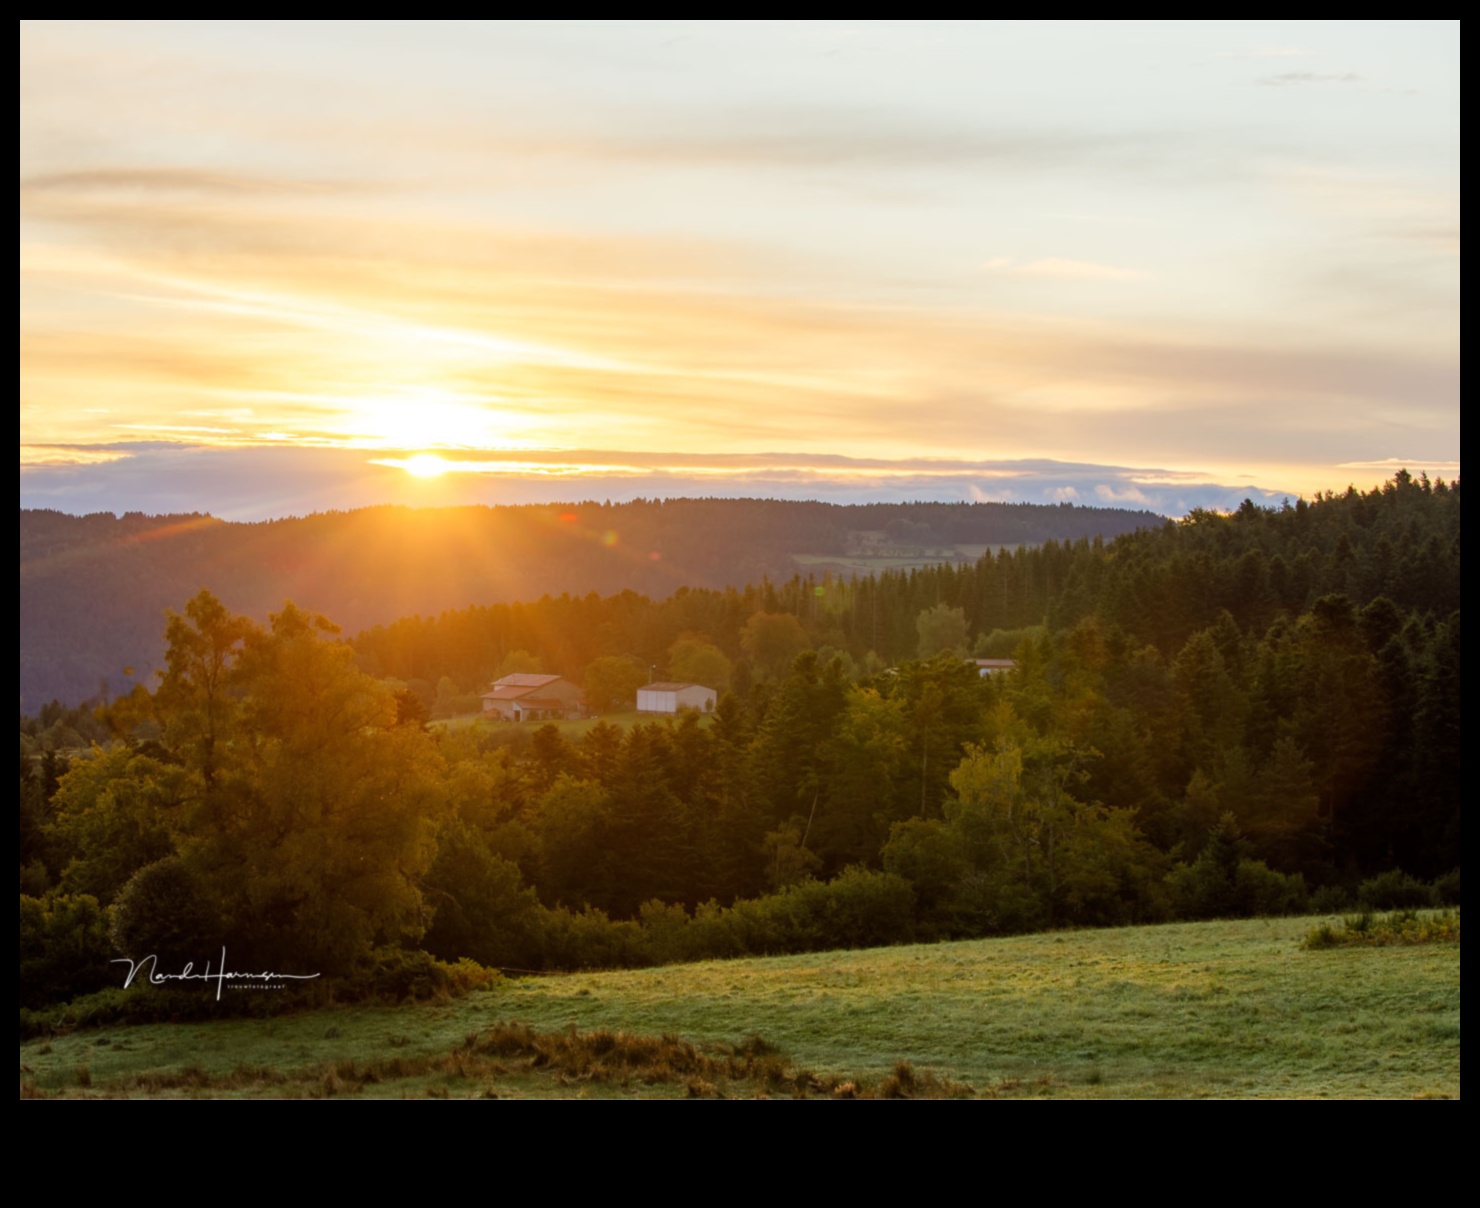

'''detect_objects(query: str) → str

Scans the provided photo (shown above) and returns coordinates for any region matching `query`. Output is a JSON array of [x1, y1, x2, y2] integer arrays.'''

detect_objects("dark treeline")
[[20, 473, 1460, 1013], [20, 497, 1158, 707]]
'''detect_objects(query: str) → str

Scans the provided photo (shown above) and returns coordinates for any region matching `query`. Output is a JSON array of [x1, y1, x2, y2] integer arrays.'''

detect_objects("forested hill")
[[20, 496, 1158, 707], [351, 472, 1459, 705], [21, 474, 1460, 995]]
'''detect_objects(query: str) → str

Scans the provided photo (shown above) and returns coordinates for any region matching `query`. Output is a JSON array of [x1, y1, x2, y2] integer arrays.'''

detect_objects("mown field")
[[20, 914, 1459, 1099]]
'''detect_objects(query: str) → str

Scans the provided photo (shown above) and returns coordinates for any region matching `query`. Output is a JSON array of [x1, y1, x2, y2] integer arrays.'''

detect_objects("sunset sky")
[[20, 21, 1459, 519]]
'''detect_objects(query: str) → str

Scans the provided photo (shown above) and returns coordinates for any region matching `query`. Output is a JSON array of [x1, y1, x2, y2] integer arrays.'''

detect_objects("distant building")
[[970, 659, 1017, 677], [481, 673, 583, 721], [637, 681, 717, 715]]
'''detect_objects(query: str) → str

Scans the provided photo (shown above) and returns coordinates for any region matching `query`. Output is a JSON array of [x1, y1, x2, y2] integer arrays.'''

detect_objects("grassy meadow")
[[20, 914, 1459, 1099]]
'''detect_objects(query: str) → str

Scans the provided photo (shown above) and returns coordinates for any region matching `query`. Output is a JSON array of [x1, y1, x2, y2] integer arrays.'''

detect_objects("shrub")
[[1303, 909, 1460, 949], [109, 857, 224, 970], [19, 893, 116, 1010], [540, 906, 648, 970], [342, 949, 500, 1002], [1310, 884, 1352, 913], [1234, 860, 1308, 916], [1358, 870, 1434, 911]]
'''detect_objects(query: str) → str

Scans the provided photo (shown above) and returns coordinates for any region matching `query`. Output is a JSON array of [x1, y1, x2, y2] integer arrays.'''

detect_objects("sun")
[[402, 453, 451, 478], [352, 394, 501, 450]]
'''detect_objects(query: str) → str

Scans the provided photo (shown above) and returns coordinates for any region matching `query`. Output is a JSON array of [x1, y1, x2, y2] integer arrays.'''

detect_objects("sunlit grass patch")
[[21, 915, 1460, 1099]]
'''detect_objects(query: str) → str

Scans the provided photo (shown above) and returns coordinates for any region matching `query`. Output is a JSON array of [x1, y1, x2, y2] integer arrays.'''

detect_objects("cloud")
[[19, 167, 354, 198], [20, 442, 1313, 521], [586, 112, 1183, 175], [1337, 457, 1462, 472], [1259, 72, 1363, 86], [1093, 483, 1156, 507], [1217, 46, 1315, 60], [983, 256, 1146, 281], [19, 444, 131, 466]]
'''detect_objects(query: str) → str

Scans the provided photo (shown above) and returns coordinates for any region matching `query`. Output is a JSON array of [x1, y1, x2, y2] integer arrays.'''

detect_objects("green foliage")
[[1165, 816, 1308, 919], [341, 949, 501, 1002], [19, 476, 1461, 1006], [50, 747, 183, 904], [109, 857, 224, 969], [496, 649, 544, 677], [974, 625, 1044, 659], [770, 867, 916, 952], [916, 603, 968, 659], [1357, 869, 1435, 911], [666, 635, 732, 691], [582, 655, 647, 712], [421, 822, 544, 970], [740, 612, 810, 681], [52, 591, 449, 985], [1303, 909, 1460, 949], [1309, 884, 1352, 913], [19, 893, 116, 1010]]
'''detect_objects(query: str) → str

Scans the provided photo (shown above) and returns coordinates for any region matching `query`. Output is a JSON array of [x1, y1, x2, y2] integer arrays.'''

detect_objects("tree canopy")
[[55, 592, 445, 974]]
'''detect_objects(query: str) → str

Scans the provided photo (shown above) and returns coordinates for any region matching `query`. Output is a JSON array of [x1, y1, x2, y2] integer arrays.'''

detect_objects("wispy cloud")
[[983, 256, 1147, 282], [1337, 457, 1462, 472], [19, 445, 131, 467], [1218, 46, 1315, 60], [1259, 72, 1363, 86], [23, 442, 1315, 520], [20, 167, 356, 197], [1094, 483, 1156, 506]]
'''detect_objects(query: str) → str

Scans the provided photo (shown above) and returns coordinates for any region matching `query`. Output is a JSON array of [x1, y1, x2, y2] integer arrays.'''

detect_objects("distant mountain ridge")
[[19, 497, 1161, 707]]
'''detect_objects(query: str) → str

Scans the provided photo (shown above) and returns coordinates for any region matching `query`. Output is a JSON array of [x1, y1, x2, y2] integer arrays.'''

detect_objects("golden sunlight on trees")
[[916, 603, 968, 660], [582, 655, 647, 713], [58, 591, 445, 974], [667, 634, 732, 691], [740, 611, 809, 682]]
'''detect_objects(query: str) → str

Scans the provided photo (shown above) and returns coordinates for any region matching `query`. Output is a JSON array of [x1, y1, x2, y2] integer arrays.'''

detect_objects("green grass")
[[20, 915, 1459, 1099]]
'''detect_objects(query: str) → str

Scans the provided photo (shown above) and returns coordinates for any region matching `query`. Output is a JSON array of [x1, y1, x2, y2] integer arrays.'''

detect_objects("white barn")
[[970, 659, 1017, 677], [637, 681, 717, 715]]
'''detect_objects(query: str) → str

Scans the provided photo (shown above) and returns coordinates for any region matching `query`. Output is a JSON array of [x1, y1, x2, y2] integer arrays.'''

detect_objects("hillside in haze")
[[19, 497, 1159, 706]]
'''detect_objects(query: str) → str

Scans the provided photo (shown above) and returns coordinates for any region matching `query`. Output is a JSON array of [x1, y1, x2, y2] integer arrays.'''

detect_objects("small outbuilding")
[[481, 673, 584, 721], [637, 681, 717, 715]]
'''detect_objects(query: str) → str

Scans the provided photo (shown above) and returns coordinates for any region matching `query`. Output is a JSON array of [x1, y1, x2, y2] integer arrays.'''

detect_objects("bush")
[[1433, 868, 1461, 906], [109, 857, 224, 970], [1310, 884, 1352, 913], [1234, 860, 1308, 916], [341, 949, 500, 1002], [1165, 849, 1308, 919], [540, 906, 649, 970], [775, 867, 917, 952], [19, 893, 116, 1010], [1303, 909, 1460, 949], [1358, 870, 1434, 911]]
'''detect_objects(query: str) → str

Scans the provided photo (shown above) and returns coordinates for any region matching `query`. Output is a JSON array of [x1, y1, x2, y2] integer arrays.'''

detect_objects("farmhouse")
[[481, 673, 583, 721], [970, 659, 1017, 677], [637, 681, 717, 715]]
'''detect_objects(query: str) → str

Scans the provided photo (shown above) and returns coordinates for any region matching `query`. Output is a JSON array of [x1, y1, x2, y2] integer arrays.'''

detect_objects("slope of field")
[[20, 916, 1459, 1099]]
